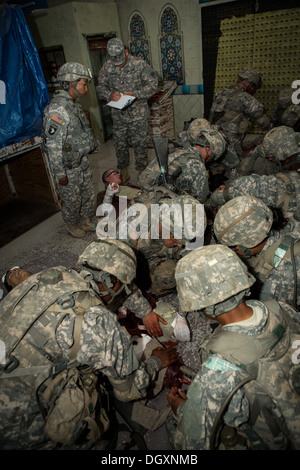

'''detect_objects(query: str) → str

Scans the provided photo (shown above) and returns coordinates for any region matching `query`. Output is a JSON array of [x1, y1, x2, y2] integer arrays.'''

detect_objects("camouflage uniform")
[[139, 121, 234, 200], [167, 245, 300, 450], [167, 299, 300, 450], [213, 196, 300, 307], [209, 68, 270, 158], [76, 239, 153, 319], [0, 266, 163, 449], [210, 170, 300, 221], [271, 88, 300, 131], [238, 126, 300, 176], [42, 63, 99, 232], [252, 231, 300, 307], [116, 188, 206, 293], [96, 38, 158, 171]]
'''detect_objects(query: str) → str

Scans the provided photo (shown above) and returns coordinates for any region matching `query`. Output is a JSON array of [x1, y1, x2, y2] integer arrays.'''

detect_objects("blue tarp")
[[0, 3, 49, 149]]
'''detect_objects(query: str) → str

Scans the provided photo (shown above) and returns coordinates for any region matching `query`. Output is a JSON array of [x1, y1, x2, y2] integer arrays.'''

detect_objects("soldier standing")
[[96, 38, 158, 184], [43, 62, 99, 238], [209, 68, 270, 158]]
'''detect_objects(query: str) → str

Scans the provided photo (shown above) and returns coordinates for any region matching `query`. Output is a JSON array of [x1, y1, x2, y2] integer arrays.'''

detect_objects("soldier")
[[238, 126, 300, 176], [213, 195, 300, 308], [76, 238, 168, 337], [114, 187, 206, 295], [96, 38, 158, 184], [0, 244, 177, 449], [166, 244, 300, 450], [270, 87, 300, 132], [139, 119, 233, 202], [209, 68, 270, 158], [42, 62, 100, 238], [210, 165, 300, 225]]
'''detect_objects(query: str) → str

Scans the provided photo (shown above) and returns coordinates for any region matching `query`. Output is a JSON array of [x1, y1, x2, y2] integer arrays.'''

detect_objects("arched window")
[[159, 5, 184, 85], [129, 12, 151, 65]]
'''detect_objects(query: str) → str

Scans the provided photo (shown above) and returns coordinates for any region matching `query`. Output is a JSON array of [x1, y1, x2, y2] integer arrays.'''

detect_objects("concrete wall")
[[27, 2, 122, 142]]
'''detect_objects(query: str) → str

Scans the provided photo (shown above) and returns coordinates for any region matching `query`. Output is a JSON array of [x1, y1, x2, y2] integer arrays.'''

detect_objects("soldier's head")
[[2, 267, 32, 292], [190, 127, 226, 162], [77, 238, 136, 305], [102, 168, 122, 186], [57, 62, 92, 98], [237, 68, 261, 94], [107, 38, 128, 68], [213, 196, 273, 248], [262, 126, 300, 163], [175, 245, 255, 318]]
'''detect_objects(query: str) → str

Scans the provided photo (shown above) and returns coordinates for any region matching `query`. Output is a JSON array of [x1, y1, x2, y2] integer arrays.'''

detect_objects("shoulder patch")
[[51, 113, 64, 125]]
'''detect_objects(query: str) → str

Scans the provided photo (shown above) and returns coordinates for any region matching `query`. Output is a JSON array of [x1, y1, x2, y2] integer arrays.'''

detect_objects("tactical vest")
[[44, 93, 96, 170], [209, 86, 249, 133], [274, 171, 300, 215], [201, 299, 300, 450], [0, 267, 111, 449], [138, 148, 204, 194]]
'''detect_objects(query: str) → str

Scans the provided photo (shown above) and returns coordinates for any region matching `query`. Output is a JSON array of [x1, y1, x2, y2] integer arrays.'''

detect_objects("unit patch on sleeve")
[[51, 113, 64, 125]]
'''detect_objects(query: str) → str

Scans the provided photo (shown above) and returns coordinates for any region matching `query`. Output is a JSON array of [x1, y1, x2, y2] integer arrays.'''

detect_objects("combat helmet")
[[190, 127, 226, 160], [238, 68, 261, 86], [57, 62, 92, 83], [77, 238, 136, 284], [262, 126, 300, 161], [175, 245, 255, 315], [187, 118, 211, 143], [213, 196, 273, 248]]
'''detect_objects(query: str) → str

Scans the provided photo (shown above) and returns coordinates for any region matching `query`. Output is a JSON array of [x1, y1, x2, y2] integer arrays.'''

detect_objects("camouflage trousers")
[[113, 114, 149, 171], [59, 163, 95, 226]]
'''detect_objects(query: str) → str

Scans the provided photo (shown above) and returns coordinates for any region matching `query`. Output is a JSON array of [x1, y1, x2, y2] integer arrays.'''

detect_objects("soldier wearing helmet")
[[270, 87, 300, 132], [96, 38, 158, 184], [165, 244, 300, 450], [76, 238, 168, 337], [114, 187, 206, 295], [214, 196, 300, 308], [238, 126, 300, 176], [139, 119, 234, 201], [209, 67, 270, 158], [42, 62, 100, 239]]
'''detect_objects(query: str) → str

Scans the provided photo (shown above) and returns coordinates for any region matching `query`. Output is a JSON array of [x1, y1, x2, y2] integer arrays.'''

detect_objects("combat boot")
[[80, 217, 95, 232], [120, 167, 130, 184], [66, 224, 86, 238]]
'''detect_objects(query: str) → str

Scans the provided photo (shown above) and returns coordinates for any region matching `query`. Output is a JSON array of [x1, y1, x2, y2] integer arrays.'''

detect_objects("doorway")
[[86, 34, 116, 141]]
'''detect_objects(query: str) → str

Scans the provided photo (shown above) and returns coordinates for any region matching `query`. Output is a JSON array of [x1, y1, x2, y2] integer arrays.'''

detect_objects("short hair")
[[102, 168, 115, 184]]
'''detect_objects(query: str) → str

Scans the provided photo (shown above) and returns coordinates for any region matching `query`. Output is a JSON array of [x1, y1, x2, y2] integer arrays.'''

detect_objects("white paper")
[[107, 93, 135, 109]]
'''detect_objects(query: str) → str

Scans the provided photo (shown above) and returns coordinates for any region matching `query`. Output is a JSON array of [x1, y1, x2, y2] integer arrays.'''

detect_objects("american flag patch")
[[51, 113, 64, 124]]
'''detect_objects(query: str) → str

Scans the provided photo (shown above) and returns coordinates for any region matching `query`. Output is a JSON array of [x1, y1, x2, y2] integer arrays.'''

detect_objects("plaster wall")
[[27, 2, 122, 141]]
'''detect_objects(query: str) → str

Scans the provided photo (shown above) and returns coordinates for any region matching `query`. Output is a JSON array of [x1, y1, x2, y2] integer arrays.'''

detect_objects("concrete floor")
[[0, 139, 213, 451]]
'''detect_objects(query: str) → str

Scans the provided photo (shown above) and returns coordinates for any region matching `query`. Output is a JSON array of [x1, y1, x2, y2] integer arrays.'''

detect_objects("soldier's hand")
[[167, 388, 187, 414], [59, 176, 68, 186], [151, 346, 178, 368], [142, 310, 167, 338]]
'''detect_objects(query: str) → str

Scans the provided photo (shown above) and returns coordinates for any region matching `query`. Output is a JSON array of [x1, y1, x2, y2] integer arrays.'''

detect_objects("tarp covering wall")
[[0, 3, 49, 149]]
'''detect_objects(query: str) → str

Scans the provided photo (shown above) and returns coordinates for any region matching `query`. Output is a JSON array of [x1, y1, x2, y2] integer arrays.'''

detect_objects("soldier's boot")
[[80, 217, 95, 232], [66, 224, 86, 238], [120, 167, 130, 184]]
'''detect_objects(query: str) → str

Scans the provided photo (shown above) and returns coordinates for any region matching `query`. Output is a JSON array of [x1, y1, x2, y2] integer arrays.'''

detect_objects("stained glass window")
[[160, 5, 184, 85], [129, 12, 151, 65]]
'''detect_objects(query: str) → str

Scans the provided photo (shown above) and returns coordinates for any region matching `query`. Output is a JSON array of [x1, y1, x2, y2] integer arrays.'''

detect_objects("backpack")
[[200, 299, 300, 450], [0, 266, 114, 449]]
